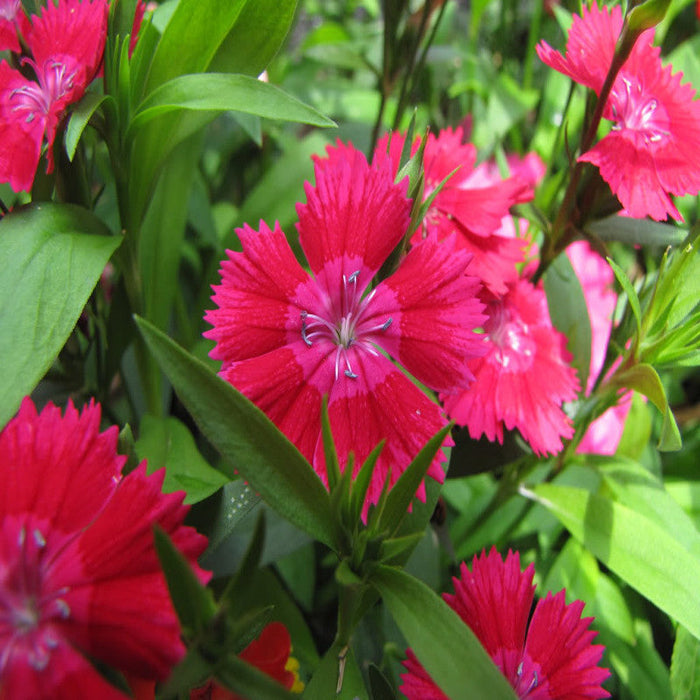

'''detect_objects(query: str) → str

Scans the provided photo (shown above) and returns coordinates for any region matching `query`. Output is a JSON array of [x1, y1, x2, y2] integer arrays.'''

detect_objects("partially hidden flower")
[[537, 2, 700, 221], [443, 274, 580, 456], [400, 548, 610, 700], [375, 128, 532, 295], [566, 240, 633, 454], [0, 397, 210, 699], [205, 141, 485, 512], [191, 622, 304, 699], [0, 0, 108, 192], [0, 0, 30, 53]]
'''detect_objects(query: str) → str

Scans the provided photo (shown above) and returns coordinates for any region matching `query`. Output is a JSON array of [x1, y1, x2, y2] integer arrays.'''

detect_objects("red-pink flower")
[[0, 0, 108, 192], [567, 241, 632, 454], [400, 548, 610, 700], [205, 141, 485, 510], [376, 128, 532, 295], [443, 275, 579, 456], [537, 2, 700, 221], [0, 0, 30, 53], [0, 398, 209, 700]]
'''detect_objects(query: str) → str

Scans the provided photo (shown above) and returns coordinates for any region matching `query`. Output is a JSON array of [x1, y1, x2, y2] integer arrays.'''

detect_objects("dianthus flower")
[[0, 0, 108, 192], [537, 2, 700, 221], [205, 141, 485, 510], [190, 622, 304, 699], [0, 398, 209, 699], [400, 548, 610, 700], [375, 128, 532, 295], [443, 272, 579, 456], [567, 241, 632, 454], [0, 0, 30, 53]]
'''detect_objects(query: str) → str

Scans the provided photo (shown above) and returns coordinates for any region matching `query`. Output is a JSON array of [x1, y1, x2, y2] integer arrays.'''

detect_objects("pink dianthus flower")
[[0, 0, 108, 192], [375, 128, 532, 295], [0, 398, 209, 699], [443, 274, 579, 456], [0, 0, 30, 53], [205, 141, 485, 511], [537, 2, 700, 221], [400, 548, 610, 700]]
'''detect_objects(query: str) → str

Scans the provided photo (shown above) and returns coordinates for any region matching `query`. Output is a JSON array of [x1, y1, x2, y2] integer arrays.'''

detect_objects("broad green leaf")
[[370, 565, 516, 700], [215, 654, 297, 700], [208, 0, 297, 76], [586, 213, 687, 247], [65, 93, 111, 161], [376, 424, 452, 537], [129, 73, 335, 136], [532, 484, 700, 639], [671, 625, 700, 700], [612, 363, 681, 450], [154, 526, 216, 635], [136, 414, 230, 503], [303, 642, 369, 700], [544, 252, 592, 392], [0, 204, 121, 428], [143, 0, 247, 93], [368, 664, 396, 700], [205, 481, 261, 554], [135, 317, 339, 550]]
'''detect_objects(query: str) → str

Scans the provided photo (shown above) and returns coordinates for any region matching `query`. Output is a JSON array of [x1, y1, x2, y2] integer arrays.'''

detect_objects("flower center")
[[486, 302, 535, 371], [0, 522, 71, 675], [0, 0, 21, 21], [10, 58, 77, 125], [610, 76, 670, 145], [300, 270, 392, 381]]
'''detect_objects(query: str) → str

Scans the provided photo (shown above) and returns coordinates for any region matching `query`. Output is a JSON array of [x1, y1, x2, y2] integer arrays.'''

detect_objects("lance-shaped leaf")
[[531, 484, 700, 640], [370, 565, 517, 700], [136, 316, 339, 550], [0, 204, 121, 429]]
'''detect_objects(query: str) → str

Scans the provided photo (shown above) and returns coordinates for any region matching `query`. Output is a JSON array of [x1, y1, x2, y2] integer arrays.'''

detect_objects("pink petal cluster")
[[443, 275, 580, 456], [537, 2, 700, 221], [205, 141, 486, 511], [567, 241, 632, 455], [0, 398, 209, 699], [375, 128, 533, 295], [0, 0, 30, 53], [0, 0, 108, 192], [400, 548, 610, 700]]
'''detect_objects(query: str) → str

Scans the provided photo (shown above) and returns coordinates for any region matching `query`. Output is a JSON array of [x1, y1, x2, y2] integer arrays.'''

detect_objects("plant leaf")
[[65, 93, 110, 161], [135, 317, 339, 550], [370, 565, 516, 700], [0, 204, 121, 429], [532, 484, 700, 640], [671, 625, 700, 700]]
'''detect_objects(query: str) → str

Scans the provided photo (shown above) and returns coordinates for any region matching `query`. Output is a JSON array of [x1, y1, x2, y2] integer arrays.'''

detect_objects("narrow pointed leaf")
[[370, 565, 516, 700], [65, 93, 110, 160], [377, 424, 452, 536], [608, 257, 642, 337], [321, 396, 341, 492], [532, 484, 700, 640], [671, 625, 700, 700], [135, 317, 338, 550], [350, 440, 385, 525]]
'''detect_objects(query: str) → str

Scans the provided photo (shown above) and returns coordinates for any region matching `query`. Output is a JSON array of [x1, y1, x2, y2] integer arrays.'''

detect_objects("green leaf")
[[368, 664, 396, 700], [370, 565, 516, 700], [65, 93, 111, 161], [135, 317, 339, 550], [376, 424, 452, 537], [208, 0, 297, 76], [586, 213, 686, 247], [531, 484, 700, 639], [0, 204, 121, 429], [671, 625, 700, 700], [130, 73, 334, 135], [321, 396, 341, 492], [205, 481, 261, 554], [215, 653, 298, 700], [135, 415, 230, 503], [154, 526, 216, 635], [612, 363, 681, 451], [544, 252, 592, 392], [608, 256, 643, 338], [303, 642, 369, 700]]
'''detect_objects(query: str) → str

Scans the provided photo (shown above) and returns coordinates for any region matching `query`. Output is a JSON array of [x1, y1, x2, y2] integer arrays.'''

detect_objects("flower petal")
[[296, 140, 411, 292]]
